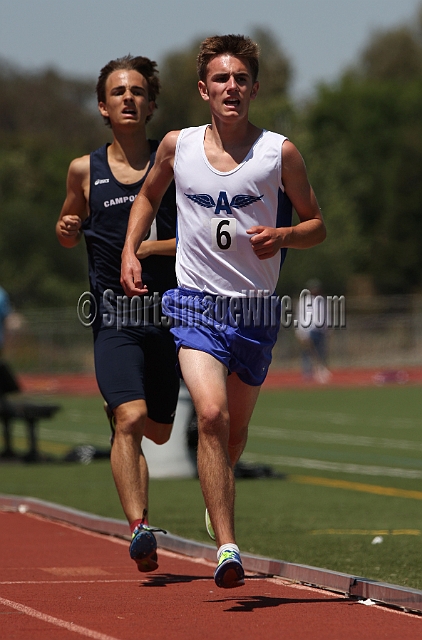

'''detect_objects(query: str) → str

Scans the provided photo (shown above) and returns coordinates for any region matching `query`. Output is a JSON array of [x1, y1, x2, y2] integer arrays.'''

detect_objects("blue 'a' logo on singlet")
[[185, 191, 263, 215]]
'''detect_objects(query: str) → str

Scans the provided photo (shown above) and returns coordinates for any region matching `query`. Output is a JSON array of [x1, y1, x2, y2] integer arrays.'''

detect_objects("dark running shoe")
[[214, 548, 245, 588], [129, 523, 167, 573]]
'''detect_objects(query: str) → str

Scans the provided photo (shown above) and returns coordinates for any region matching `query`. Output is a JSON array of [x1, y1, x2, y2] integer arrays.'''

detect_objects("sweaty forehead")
[[105, 69, 148, 92], [207, 54, 252, 76]]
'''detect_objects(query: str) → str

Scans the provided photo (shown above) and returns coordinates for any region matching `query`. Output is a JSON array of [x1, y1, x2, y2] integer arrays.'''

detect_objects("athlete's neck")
[[204, 120, 262, 171], [106, 129, 152, 184]]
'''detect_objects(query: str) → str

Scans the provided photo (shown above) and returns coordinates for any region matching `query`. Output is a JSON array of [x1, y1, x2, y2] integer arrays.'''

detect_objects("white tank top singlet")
[[173, 125, 291, 297]]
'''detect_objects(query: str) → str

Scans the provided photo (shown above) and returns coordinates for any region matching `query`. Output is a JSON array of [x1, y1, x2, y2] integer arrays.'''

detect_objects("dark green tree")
[[296, 7, 422, 295], [361, 27, 422, 81], [147, 39, 210, 139], [0, 62, 106, 148], [249, 28, 294, 134], [0, 61, 109, 308]]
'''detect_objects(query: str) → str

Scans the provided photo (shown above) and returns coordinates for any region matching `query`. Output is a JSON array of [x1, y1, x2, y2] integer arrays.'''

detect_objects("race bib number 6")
[[211, 218, 237, 251]]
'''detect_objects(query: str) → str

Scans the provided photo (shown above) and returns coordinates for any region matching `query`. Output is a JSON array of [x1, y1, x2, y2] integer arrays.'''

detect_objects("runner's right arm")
[[56, 155, 90, 248], [121, 131, 179, 296]]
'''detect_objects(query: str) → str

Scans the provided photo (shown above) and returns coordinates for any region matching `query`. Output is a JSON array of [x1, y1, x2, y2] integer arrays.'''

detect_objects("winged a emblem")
[[230, 194, 264, 208], [185, 193, 216, 208]]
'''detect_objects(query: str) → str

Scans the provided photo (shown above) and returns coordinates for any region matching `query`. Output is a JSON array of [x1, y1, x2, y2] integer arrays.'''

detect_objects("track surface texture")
[[1, 509, 420, 640], [18, 366, 422, 395]]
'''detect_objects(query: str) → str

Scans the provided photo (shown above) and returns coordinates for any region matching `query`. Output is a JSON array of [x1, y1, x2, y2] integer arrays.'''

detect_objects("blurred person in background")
[[296, 278, 331, 383], [0, 286, 11, 357], [56, 55, 179, 574]]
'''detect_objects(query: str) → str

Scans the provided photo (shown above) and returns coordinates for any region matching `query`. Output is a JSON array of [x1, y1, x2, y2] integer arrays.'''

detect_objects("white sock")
[[217, 543, 240, 560]]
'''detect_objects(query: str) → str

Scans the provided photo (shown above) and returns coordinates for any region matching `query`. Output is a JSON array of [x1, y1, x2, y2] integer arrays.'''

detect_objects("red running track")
[[18, 366, 422, 396], [0, 509, 420, 640]]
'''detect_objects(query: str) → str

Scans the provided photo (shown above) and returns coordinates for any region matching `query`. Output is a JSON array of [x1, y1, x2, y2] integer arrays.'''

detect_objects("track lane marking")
[[249, 425, 422, 451], [290, 474, 422, 499], [9, 424, 110, 446], [257, 408, 421, 430], [0, 596, 121, 640], [242, 452, 422, 479], [0, 579, 148, 584], [310, 528, 421, 535]]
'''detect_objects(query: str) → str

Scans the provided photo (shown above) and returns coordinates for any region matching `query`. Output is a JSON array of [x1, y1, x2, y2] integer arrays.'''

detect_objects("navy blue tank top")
[[82, 143, 177, 323]]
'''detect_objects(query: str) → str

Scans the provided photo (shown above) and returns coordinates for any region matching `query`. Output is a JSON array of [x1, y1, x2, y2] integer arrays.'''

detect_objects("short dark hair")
[[96, 54, 160, 126], [197, 35, 259, 83]]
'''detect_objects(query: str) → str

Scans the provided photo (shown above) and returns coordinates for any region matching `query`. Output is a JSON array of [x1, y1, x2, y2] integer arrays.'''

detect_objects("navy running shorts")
[[162, 287, 281, 386], [93, 323, 179, 423]]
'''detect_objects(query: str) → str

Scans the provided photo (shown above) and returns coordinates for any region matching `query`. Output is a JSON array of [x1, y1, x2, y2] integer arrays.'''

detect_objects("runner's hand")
[[247, 226, 285, 260], [120, 249, 148, 296]]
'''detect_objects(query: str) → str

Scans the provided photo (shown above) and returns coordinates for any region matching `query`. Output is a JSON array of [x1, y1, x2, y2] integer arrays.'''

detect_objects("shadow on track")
[[209, 594, 348, 612], [140, 572, 211, 587]]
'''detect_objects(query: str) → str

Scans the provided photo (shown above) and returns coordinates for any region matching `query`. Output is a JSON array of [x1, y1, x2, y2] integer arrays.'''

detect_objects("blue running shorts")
[[162, 288, 281, 386], [93, 323, 179, 422]]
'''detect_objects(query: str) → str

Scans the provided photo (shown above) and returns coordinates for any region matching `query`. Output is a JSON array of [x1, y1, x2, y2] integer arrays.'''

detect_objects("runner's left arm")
[[135, 237, 176, 259], [247, 140, 326, 260]]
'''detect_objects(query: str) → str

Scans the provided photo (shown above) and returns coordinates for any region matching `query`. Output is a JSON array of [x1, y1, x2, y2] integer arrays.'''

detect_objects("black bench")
[[0, 361, 61, 462]]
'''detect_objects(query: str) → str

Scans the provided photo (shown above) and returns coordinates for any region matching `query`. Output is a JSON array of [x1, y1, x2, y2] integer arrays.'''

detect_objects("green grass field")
[[1, 385, 421, 590]]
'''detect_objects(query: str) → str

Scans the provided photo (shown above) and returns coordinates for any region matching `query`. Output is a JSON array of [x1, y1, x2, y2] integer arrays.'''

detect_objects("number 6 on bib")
[[211, 218, 237, 252]]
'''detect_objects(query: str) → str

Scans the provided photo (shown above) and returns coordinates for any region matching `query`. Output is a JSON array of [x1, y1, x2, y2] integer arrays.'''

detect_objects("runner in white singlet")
[[121, 35, 326, 589]]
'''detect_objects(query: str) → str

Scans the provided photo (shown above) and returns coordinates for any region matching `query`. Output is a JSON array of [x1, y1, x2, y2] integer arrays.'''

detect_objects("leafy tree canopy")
[[297, 5, 422, 295], [0, 61, 109, 308]]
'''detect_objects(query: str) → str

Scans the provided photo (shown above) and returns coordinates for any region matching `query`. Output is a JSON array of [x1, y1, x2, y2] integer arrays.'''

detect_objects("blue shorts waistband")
[[162, 287, 281, 331]]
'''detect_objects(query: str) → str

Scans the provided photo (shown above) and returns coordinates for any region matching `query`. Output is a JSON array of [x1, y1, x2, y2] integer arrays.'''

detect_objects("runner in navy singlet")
[[56, 56, 179, 573]]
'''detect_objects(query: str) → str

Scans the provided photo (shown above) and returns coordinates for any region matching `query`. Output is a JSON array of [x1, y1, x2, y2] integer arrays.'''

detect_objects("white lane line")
[[0, 579, 140, 585], [242, 452, 422, 479], [10, 410, 420, 448], [0, 596, 121, 640], [10, 425, 110, 447], [261, 408, 421, 430], [249, 425, 422, 452]]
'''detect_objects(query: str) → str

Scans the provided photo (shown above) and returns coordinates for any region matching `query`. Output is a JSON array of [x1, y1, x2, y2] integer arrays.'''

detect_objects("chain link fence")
[[4, 307, 94, 373], [274, 294, 422, 370], [3, 294, 422, 373]]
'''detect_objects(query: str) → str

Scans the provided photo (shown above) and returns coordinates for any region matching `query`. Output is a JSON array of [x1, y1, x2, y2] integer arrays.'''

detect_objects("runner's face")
[[98, 69, 155, 127], [198, 54, 258, 121]]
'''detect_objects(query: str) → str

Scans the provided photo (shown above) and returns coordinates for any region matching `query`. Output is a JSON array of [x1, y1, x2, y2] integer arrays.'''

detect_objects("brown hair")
[[197, 35, 259, 83], [96, 54, 160, 126]]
